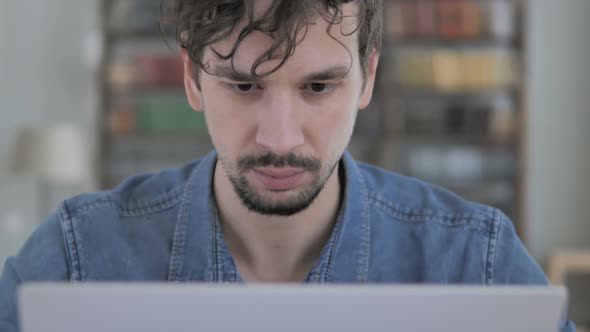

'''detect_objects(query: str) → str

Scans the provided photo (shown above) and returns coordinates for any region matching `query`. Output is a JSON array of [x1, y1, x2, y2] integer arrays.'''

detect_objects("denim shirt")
[[0, 150, 575, 331]]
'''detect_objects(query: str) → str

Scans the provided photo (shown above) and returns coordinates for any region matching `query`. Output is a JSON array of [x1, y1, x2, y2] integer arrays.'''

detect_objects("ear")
[[357, 49, 380, 111], [181, 48, 204, 112]]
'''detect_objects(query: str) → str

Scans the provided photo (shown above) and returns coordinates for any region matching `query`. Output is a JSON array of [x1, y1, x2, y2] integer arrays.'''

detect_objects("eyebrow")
[[212, 64, 259, 82], [211, 64, 351, 82], [302, 65, 351, 82]]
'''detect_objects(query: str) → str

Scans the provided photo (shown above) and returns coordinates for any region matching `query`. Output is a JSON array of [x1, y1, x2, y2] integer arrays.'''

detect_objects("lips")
[[253, 168, 306, 191]]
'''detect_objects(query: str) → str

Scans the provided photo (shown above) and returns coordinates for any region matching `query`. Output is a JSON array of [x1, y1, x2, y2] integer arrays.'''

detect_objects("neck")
[[213, 160, 342, 283]]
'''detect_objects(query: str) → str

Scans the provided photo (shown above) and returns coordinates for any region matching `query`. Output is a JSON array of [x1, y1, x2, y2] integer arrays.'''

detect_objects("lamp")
[[11, 124, 90, 220]]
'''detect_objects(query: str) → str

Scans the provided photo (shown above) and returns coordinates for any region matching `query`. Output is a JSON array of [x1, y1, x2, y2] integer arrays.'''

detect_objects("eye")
[[303, 82, 335, 94], [228, 83, 262, 93]]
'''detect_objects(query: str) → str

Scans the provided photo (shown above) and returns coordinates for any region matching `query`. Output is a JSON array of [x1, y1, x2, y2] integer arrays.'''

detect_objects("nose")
[[255, 90, 304, 154]]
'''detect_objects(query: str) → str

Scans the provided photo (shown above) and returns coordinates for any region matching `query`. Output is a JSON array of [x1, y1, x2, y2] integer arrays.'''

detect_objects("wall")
[[526, 0, 590, 264], [0, 1, 98, 262]]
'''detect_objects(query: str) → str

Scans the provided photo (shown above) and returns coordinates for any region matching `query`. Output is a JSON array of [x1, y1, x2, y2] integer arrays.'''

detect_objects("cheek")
[[304, 95, 358, 155], [201, 87, 256, 155]]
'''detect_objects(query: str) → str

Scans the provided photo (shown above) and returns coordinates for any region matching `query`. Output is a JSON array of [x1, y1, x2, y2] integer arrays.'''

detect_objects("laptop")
[[18, 283, 567, 332]]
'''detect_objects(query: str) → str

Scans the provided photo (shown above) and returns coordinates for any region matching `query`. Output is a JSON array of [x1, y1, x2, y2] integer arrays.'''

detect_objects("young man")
[[0, 0, 575, 331]]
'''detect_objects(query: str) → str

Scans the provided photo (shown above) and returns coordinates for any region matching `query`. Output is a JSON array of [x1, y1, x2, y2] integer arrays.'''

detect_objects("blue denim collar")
[[167, 150, 370, 283]]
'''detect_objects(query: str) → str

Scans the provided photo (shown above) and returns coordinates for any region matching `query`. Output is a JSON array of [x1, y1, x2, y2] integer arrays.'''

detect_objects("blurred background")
[[1, 0, 589, 326]]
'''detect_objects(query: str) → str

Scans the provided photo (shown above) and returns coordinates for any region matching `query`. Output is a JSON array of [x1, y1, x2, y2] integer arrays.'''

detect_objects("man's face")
[[183, 3, 378, 216]]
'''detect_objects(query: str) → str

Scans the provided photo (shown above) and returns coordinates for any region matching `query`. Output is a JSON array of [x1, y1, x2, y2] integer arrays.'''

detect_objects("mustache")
[[237, 152, 321, 172]]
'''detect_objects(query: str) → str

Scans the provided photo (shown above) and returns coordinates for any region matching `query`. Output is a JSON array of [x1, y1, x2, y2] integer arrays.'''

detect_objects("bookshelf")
[[377, 0, 527, 235], [98, 0, 527, 235], [98, 0, 213, 188]]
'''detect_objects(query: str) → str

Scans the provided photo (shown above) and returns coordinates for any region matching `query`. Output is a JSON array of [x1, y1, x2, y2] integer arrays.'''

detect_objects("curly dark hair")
[[160, 0, 382, 84]]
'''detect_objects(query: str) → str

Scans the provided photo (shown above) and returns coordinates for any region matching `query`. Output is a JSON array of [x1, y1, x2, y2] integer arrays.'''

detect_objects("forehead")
[[204, 2, 361, 77]]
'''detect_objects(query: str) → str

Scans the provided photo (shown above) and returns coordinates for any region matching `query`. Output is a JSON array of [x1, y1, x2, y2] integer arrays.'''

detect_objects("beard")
[[220, 151, 340, 216]]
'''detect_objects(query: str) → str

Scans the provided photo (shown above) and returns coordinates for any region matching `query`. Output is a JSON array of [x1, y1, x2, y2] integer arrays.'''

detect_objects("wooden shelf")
[[106, 28, 175, 39], [386, 37, 520, 49], [107, 86, 185, 97], [391, 87, 518, 99], [389, 135, 517, 148], [109, 133, 211, 145]]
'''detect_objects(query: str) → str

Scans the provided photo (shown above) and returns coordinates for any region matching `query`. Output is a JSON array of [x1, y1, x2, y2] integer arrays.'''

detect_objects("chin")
[[233, 176, 325, 217]]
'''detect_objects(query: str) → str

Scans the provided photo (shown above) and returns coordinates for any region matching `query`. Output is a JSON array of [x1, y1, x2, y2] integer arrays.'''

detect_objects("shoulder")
[[53, 154, 213, 280], [355, 161, 537, 284], [62, 157, 204, 218], [356, 161, 497, 227]]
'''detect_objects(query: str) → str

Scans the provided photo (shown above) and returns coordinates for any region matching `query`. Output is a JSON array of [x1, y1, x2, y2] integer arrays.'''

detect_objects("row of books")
[[108, 55, 184, 90], [401, 144, 516, 185], [385, 0, 517, 40], [108, 96, 208, 135], [106, 50, 518, 93], [108, 0, 517, 41], [393, 47, 518, 91], [106, 134, 213, 184], [109, 0, 162, 33], [396, 99, 515, 140]]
